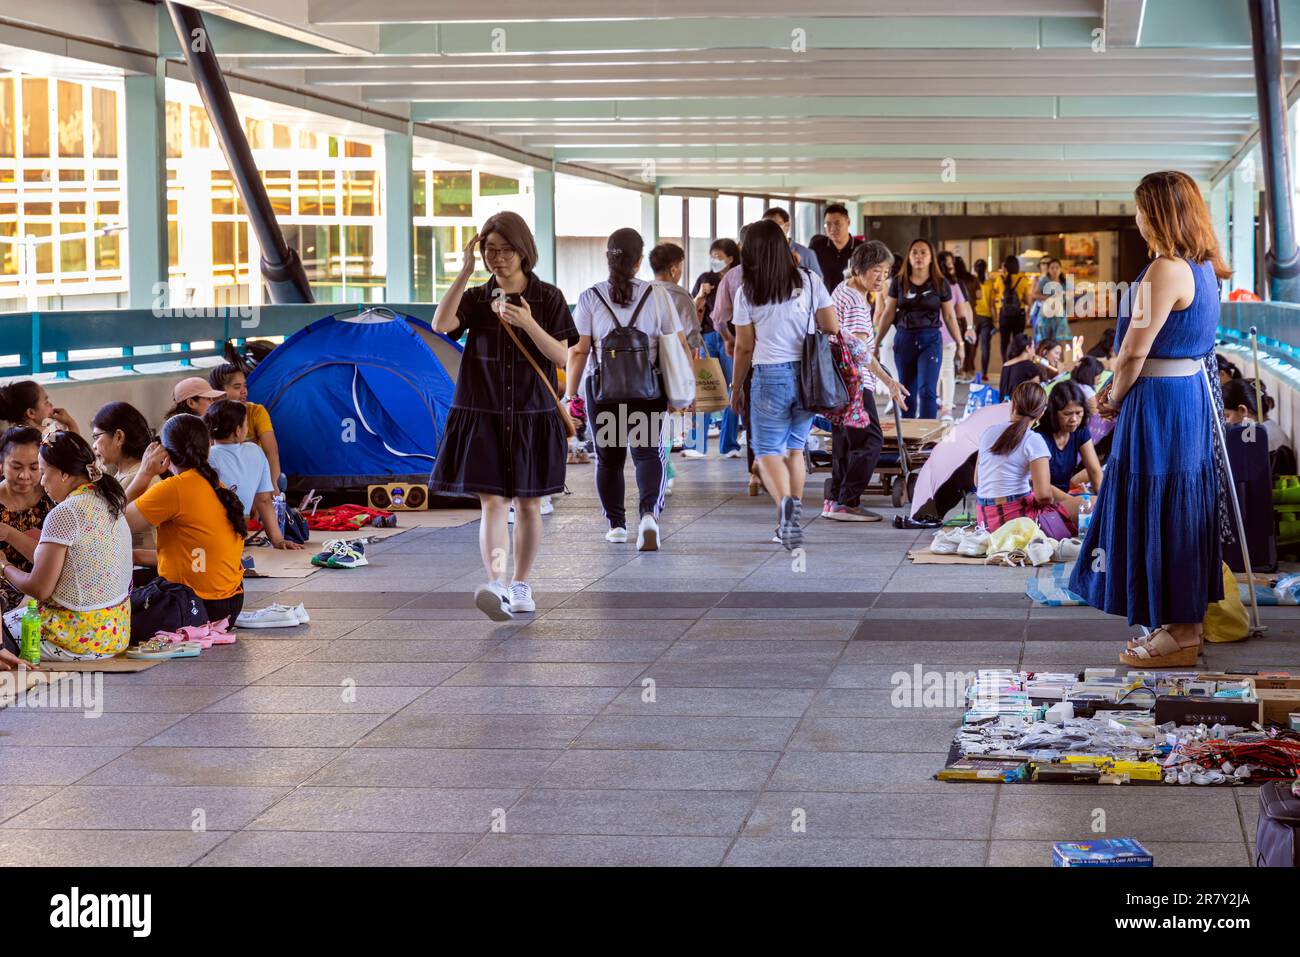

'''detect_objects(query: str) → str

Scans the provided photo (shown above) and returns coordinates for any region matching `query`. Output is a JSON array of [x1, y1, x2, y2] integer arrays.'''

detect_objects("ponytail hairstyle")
[[90, 402, 154, 461], [159, 414, 247, 537], [991, 381, 1049, 456], [1216, 354, 1243, 381], [1007, 333, 1034, 360], [39, 430, 126, 519], [164, 400, 193, 420], [0, 380, 43, 426], [1037, 338, 1062, 360], [207, 362, 244, 393], [1223, 377, 1274, 420], [605, 227, 644, 306], [1070, 356, 1105, 390], [204, 398, 247, 441]]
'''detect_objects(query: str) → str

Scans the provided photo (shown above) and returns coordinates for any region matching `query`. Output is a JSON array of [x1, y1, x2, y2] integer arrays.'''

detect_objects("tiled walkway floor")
[[0, 455, 1293, 866]]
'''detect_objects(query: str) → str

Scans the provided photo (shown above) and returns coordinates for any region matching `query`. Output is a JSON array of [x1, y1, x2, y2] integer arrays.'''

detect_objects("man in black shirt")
[[808, 203, 859, 292]]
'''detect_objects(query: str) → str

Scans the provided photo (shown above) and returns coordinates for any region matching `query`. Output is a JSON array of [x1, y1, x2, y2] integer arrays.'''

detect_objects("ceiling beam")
[[1103, 0, 1146, 47]]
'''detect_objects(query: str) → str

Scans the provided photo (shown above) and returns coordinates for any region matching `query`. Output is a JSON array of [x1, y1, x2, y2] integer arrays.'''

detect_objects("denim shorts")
[[749, 361, 815, 457]]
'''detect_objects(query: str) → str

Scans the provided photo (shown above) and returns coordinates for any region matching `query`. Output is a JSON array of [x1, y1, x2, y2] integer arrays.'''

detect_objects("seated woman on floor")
[[1035, 338, 1065, 379], [1223, 377, 1293, 474], [975, 381, 1077, 539], [125, 414, 248, 624], [1035, 381, 1104, 495], [0, 427, 53, 611], [998, 333, 1040, 400], [204, 399, 301, 551], [0, 432, 132, 660]]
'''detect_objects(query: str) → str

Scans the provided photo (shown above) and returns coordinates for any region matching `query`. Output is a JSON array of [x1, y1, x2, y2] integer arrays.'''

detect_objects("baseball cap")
[[172, 377, 226, 404]]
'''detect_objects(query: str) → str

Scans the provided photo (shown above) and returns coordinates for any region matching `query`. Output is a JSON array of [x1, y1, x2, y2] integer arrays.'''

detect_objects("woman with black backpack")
[[566, 228, 690, 552], [992, 255, 1031, 362]]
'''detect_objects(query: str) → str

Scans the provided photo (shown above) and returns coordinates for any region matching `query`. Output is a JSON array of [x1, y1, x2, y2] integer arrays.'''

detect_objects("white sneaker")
[[474, 581, 513, 621], [637, 514, 660, 551], [606, 527, 628, 544], [682, 449, 707, 459], [235, 605, 301, 629], [720, 449, 742, 459], [1026, 538, 1055, 567], [263, 601, 310, 624], [1054, 537, 1083, 561], [539, 497, 554, 515], [956, 528, 991, 558], [508, 581, 536, 613], [929, 527, 965, 555], [664, 478, 674, 496]]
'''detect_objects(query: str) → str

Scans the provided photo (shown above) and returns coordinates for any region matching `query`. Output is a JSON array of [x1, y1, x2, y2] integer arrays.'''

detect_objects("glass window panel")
[[741, 195, 765, 224], [165, 100, 182, 158], [344, 224, 374, 277], [96, 200, 119, 217], [167, 220, 178, 268], [91, 87, 117, 158], [27, 222, 52, 273], [412, 170, 426, 217], [23, 168, 48, 183], [716, 194, 739, 240], [687, 196, 713, 284], [262, 169, 291, 215], [59, 201, 85, 215], [22, 79, 49, 158], [188, 105, 210, 149], [344, 139, 371, 158], [58, 168, 84, 182], [343, 170, 376, 216], [299, 130, 316, 151], [0, 219, 16, 275], [658, 195, 683, 242], [60, 222, 87, 273], [431, 171, 472, 217], [272, 123, 292, 149], [244, 117, 268, 150], [95, 227, 119, 271], [0, 79, 14, 158], [57, 81, 84, 158], [95, 168, 118, 181], [211, 169, 240, 215], [413, 225, 433, 300], [479, 172, 519, 196], [297, 169, 335, 216]]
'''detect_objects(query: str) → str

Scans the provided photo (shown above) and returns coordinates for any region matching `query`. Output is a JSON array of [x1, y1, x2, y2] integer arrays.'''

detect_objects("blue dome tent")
[[246, 307, 462, 489]]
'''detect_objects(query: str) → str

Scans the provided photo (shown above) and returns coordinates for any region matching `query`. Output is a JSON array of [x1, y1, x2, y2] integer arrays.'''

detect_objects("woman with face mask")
[[686, 238, 743, 459]]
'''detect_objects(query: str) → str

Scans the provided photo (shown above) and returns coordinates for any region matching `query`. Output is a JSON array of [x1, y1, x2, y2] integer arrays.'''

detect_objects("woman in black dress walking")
[[431, 212, 578, 621]]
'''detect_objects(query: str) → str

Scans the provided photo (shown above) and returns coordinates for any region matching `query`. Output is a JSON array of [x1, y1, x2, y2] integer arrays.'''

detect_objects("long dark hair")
[[1070, 356, 1105, 390], [1223, 378, 1274, 420], [40, 430, 126, 519], [973, 258, 988, 284], [1007, 333, 1034, 360], [91, 402, 154, 461], [207, 362, 244, 392], [901, 238, 945, 297], [741, 218, 803, 307], [1037, 380, 1088, 438], [0, 380, 42, 425], [204, 399, 247, 441], [991, 382, 1049, 456], [1087, 328, 1116, 359], [160, 414, 247, 537], [605, 227, 644, 306]]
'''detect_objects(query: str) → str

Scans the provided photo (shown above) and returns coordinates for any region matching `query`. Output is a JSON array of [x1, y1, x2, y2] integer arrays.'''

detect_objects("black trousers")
[[204, 592, 245, 625], [999, 317, 1025, 362], [975, 318, 996, 377], [827, 393, 884, 507], [585, 380, 668, 530]]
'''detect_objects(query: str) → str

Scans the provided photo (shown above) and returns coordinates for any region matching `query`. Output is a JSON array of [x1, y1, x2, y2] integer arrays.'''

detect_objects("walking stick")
[[1250, 326, 1265, 424], [1201, 364, 1267, 637]]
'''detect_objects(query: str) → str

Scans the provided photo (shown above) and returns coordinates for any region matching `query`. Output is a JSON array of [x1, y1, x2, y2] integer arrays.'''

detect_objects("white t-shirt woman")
[[731, 270, 833, 364], [572, 278, 682, 385]]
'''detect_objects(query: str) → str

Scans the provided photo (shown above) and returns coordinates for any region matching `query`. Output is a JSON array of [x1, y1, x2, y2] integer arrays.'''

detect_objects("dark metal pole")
[[165, 2, 313, 304], [1249, 0, 1300, 302]]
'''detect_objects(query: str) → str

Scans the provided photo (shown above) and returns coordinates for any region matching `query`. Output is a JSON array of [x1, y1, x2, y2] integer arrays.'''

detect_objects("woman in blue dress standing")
[[1068, 170, 1232, 666]]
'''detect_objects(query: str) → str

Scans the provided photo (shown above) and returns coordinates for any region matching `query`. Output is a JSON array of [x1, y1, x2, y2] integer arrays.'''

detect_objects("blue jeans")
[[693, 331, 740, 453], [894, 326, 943, 419], [749, 361, 816, 457]]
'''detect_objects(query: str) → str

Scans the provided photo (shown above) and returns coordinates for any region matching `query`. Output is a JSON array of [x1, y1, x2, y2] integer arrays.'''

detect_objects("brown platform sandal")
[[1119, 628, 1201, 667]]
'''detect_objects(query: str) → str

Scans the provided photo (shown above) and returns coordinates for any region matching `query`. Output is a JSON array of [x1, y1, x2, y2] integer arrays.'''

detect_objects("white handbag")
[[653, 284, 697, 410]]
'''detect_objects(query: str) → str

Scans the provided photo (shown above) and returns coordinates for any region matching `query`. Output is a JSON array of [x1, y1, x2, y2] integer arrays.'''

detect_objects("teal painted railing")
[[0, 303, 438, 377]]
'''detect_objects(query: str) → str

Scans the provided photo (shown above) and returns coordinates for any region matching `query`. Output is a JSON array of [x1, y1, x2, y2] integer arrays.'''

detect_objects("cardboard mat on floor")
[[246, 508, 480, 578], [908, 549, 1063, 566]]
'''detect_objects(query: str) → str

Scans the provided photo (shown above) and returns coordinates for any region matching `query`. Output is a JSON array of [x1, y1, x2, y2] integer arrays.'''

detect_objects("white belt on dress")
[[1138, 357, 1201, 378]]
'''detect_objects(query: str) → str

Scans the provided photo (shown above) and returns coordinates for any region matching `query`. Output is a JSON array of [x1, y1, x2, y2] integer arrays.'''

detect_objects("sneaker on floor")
[[1026, 538, 1055, 567], [540, 497, 554, 515], [956, 527, 991, 557], [263, 601, 310, 624], [310, 539, 349, 567], [829, 504, 882, 523], [474, 581, 514, 621], [771, 527, 782, 544], [682, 448, 707, 459], [235, 605, 302, 629], [605, 526, 629, 544], [778, 495, 803, 551], [665, 478, 674, 496], [637, 514, 660, 551], [325, 540, 368, 568], [929, 527, 965, 555], [1054, 537, 1083, 561], [822, 499, 832, 517], [720, 449, 742, 458], [508, 581, 536, 613]]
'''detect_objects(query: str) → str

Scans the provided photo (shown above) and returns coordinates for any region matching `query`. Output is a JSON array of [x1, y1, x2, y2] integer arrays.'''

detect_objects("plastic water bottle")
[[1078, 484, 1094, 536], [272, 493, 287, 534], [19, 599, 41, 666]]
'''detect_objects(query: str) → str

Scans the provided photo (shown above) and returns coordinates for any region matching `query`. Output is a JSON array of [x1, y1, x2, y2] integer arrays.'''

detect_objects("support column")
[[533, 165, 557, 286], [1232, 162, 1258, 295], [845, 201, 862, 239], [384, 128, 414, 301], [640, 188, 659, 246], [124, 61, 168, 309], [1249, 0, 1300, 301], [1211, 181, 1230, 298]]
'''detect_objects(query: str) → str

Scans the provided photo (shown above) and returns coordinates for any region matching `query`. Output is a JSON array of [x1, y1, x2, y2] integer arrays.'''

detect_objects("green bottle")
[[19, 599, 40, 666]]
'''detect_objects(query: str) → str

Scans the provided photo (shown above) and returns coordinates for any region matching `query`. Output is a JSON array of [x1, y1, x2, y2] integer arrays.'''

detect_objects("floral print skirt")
[[41, 597, 130, 655]]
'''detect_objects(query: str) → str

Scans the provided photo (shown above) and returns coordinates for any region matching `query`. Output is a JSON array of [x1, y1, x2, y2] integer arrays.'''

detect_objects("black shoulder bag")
[[796, 269, 849, 414], [590, 285, 662, 403]]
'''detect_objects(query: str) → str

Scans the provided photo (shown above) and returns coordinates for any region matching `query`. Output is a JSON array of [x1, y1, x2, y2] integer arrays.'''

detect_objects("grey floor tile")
[[536, 749, 778, 791], [0, 746, 130, 786], [602, 686, 815, 717], [514, 619, 695, 641], [81, 747, 342, 787], [247, 786, 521, 833], [253, 662, 467, 686], [806, 688, 965, 719], [143, 712, 388, 748], [444, 663, 647, 687], [0, 711, 186, 747], [505, 788, 754, 836], [403, 686, 622, 715], [478, 639, 671, 663], [302, 639, 503, 662], [1, 785, 288, 831], [769, 751, 954, 792], [0, 828, 231, 866], [356, 713, 592, 750], [840, 641, 1022, 665], [461, 834, 731, 866], [991, 789, 1245, 843], [643, 660, 836, 689], [745, 790, 996, 839], [0, 785, 60, 825], [196, 830, 481, 866], [724, 837, 987, 867], [987, 840, 1251, 867], [306, 748, 560, 788], [197, 686, 426, 715], [786, 717, 956, 753], [681, 619, 860, 641], [573, 715, 798, 751]]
